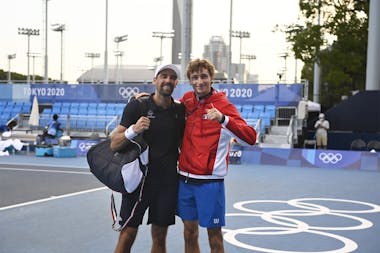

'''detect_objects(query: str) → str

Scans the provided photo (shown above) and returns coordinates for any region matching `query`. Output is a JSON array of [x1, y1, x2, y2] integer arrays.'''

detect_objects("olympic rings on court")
[[318, 152, 343, 164], [118, 87, 140, 99], [223, 198, 380, 253]]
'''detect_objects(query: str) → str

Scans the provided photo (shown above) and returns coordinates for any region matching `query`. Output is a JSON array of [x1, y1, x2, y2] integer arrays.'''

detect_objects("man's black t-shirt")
[[120, 94, 185, 186]]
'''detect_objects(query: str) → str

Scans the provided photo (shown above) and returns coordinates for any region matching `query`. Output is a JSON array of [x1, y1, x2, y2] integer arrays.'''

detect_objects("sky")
[[0, 0, 303, 84]]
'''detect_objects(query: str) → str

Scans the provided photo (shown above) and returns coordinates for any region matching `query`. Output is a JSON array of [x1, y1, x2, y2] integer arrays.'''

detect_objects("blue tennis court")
[[1, 154, 380, 253]]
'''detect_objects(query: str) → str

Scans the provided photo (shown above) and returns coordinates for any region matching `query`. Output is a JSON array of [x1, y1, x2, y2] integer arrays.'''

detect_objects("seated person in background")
[[40, 114, 63, 143]]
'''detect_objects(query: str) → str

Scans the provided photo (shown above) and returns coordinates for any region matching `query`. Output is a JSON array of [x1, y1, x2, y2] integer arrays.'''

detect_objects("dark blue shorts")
[[177, 179, 225, 228]]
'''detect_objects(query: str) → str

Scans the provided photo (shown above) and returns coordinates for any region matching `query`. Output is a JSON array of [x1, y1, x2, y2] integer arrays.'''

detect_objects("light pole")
[[51, 23, 65, 83], [85, 52, 100, 83], [18, 28, 40, 84], [227, 0, 233, 82], [29, 53, 41, 83], [114, 50, 124, 84], [152, 30, 175, 65], [114, 35, 128, 84], [7, 54, 16, 84], [279, 52, 289, 83], [104, 0, 109, 84], [232, 30, 250, 82], [231, 30, 250, 65], [43, 0, 50, 84], [241, 54, 256, 79]]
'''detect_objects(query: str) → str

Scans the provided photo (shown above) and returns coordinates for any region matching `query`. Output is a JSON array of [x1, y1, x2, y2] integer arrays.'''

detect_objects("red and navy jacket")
[[178, 89, 256, 179]]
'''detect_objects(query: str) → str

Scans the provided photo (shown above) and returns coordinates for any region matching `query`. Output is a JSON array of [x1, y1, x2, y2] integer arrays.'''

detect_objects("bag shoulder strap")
[[136, 96, 150, 117]]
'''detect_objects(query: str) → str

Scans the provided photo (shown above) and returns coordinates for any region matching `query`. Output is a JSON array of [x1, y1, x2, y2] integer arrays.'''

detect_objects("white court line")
[[0, 186, 108, 211], [0, 167, 91, 175]]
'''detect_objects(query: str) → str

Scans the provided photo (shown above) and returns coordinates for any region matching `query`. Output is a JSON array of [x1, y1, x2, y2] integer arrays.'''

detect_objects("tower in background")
[[172, 0, 192, 67], [203, 36, 228, 73]]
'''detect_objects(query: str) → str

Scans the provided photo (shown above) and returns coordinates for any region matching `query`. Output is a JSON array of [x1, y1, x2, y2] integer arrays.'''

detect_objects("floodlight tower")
[[51, 23, 66, 83], [18, 28, 40, 84], [7, 54, 16, 84], [232, 30, 250, 82], [85, 52, 101, 83], [152, 30, 175, 65], [114, 35, 128, 84], [241, 54, 256, 76]]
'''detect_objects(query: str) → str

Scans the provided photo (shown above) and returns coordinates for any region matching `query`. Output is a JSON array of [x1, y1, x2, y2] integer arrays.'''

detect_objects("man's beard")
[[159, 83, 174, 97]]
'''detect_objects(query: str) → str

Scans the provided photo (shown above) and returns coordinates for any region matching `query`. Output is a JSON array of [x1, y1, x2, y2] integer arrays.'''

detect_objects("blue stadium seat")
[[77, 108, 88, 115], [60, 107, 70, 114], [88, 103, 97, 110], [70, 102, 79, 109], [61, 102, 71, 109], [106, 109, 116, 116], [265, 105, 276, 118], [97, 109, 107, 116], [234, 104, 242, 112], [70, 107, 79, 115], [76, 119, 87, 129], [242, 104, 254, 114], [86, 118, 97, 130], [97, 103, 107, 110], [247, 111, 260, 119], [43, 108, 52, 115], [87, 108, 97, 116], [253, 105, 264, 114]]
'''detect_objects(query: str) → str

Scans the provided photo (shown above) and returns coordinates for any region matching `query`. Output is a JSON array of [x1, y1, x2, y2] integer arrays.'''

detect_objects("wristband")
[[124, 125, 138, 140]]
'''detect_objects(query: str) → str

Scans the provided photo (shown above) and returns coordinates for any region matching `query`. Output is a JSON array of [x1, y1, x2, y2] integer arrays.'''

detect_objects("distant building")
[[77, 65, 156, 84], [202, 36, 228, 73]]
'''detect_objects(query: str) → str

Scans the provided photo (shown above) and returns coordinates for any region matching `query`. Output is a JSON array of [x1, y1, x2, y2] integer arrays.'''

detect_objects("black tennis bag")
[[87, 135, 148, 194]]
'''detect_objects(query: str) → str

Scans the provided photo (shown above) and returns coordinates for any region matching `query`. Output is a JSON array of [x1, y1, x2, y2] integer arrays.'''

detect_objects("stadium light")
[[279, 52, 289, 83], [29, 53, 41, 83], [85, 52, 101, 84], [51, 23, 66, 83], [7, 54, 16, 84], [114, 35, 128, 84], [43, 0, 51, 84], [241, 54, 256, 75], [232, 30, 250, 82], [152, 30, 175, 65], [18, 27, 40, 84], [231, 31, 250, 65]]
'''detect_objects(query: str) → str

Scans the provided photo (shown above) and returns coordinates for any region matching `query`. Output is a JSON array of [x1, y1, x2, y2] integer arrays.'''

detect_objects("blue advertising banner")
[[229, 145, 380, 171], [1, 83, 303, 106]]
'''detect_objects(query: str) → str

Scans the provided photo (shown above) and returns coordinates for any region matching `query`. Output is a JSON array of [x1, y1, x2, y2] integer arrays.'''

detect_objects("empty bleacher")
[[0, 100, 32, 126], [39, 102, 125, 136], [1, 100, 125, 140], [234, 103, 276, 135]]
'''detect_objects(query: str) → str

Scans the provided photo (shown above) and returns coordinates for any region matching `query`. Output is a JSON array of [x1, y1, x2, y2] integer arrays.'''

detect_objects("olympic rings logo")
[[319, 152, 343, 164], [223, 198, 380, 252], [118, 87, 140, 99]]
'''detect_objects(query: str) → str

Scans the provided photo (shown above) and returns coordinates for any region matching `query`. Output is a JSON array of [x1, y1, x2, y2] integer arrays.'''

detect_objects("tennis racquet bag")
[[87, 135, 148, 194]]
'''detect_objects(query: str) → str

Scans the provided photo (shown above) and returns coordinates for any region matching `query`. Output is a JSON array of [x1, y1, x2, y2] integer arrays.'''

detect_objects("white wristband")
[[124, 125, 138, 140]]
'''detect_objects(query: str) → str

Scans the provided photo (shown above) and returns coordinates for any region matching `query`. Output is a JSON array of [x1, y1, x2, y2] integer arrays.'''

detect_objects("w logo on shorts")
[[213, 218, 220, 224]]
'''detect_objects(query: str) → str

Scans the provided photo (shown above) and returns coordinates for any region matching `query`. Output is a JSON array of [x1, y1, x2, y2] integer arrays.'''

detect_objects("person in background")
[[314, 113, 330, 149], [177, 58, 257, 253], [40, 114, 63, 143], [110, 64, 185, 253]]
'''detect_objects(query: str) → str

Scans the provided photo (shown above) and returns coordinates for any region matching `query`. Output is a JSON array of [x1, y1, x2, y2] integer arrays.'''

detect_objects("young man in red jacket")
[[177, 58, 257, 253]]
